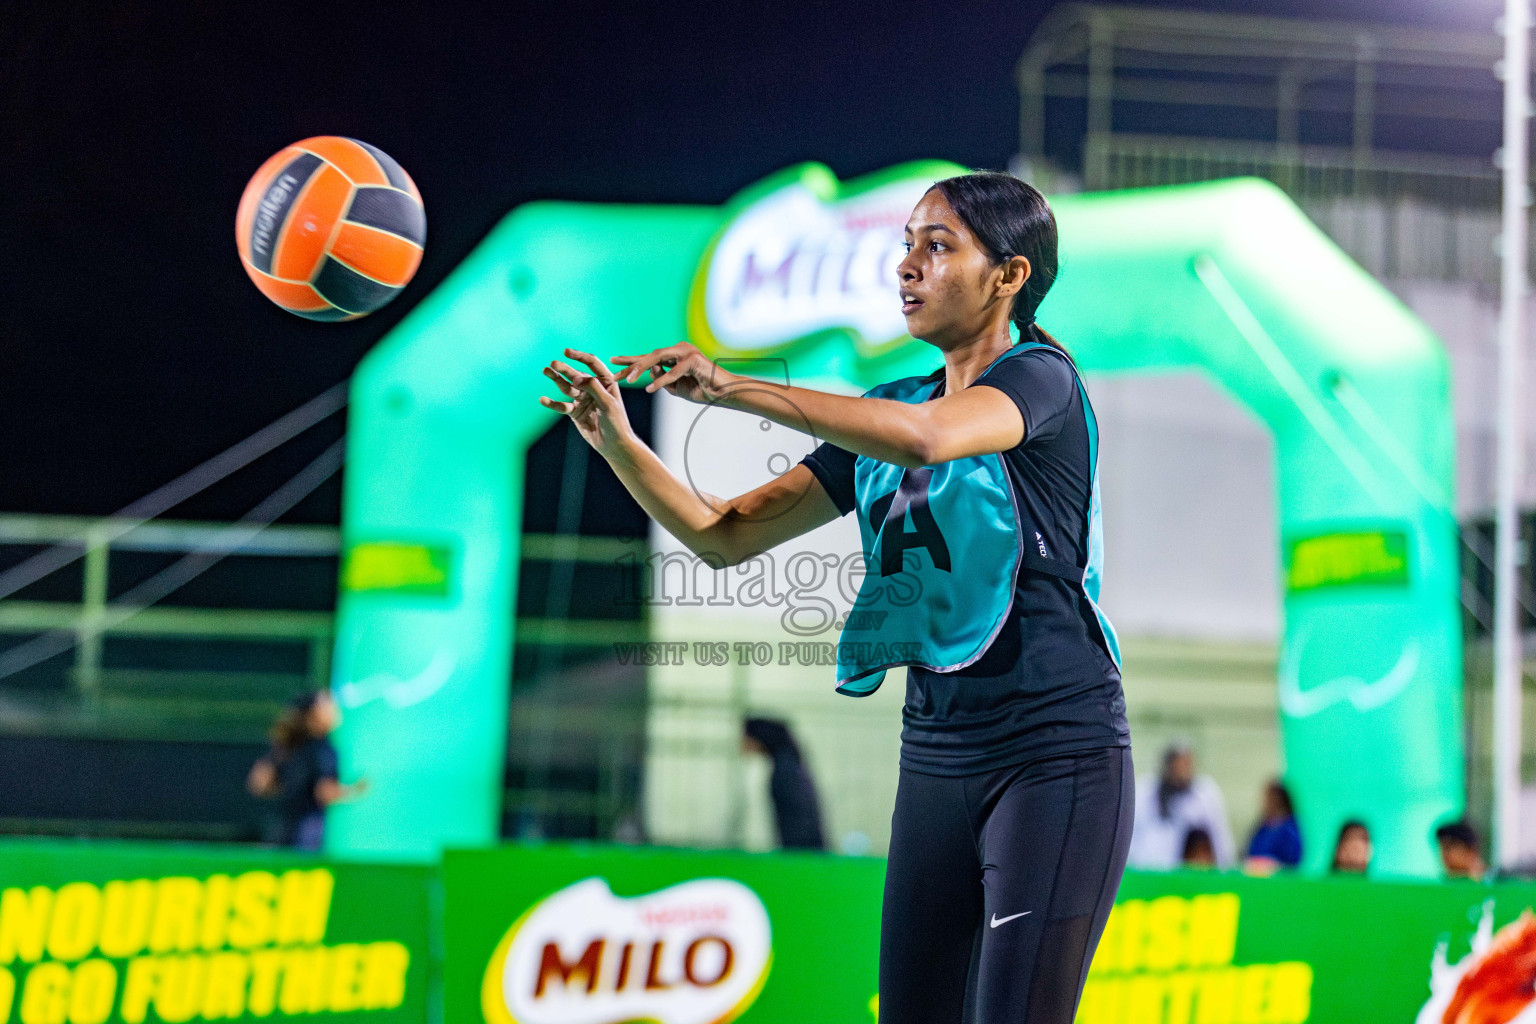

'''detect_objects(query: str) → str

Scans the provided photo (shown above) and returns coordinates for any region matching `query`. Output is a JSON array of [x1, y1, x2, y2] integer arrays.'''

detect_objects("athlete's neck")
[[939, 327, 1015, 394]]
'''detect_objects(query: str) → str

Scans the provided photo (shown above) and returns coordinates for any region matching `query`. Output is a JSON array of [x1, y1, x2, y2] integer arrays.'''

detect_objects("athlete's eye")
[[902, 241, 912, 253], [930, 241, 947, 253]]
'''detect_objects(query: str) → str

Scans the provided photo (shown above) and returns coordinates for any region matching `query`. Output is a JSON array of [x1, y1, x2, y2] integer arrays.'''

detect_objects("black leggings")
[[879, 746, 1134, 1024]]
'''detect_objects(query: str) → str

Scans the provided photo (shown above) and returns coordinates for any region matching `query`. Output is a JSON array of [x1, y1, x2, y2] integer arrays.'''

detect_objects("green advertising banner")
[[12, 838, 1536, 1024], [0, 840, 433, 1024], [444, 844, 1536, 1024], [1091, 871, 1533, 1024]]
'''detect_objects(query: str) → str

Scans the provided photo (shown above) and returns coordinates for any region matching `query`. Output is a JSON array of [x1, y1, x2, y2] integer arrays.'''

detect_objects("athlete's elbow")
[[681, 518, 742, 569], [893, 409, 942, 468], [895, 435, 939, 469], [681, 534, 737, 570]]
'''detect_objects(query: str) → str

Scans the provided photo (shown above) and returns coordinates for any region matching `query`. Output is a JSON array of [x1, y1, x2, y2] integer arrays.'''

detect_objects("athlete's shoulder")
[[862, 368, 943, 401], [994, 341, 1076, 372], [982, 343, 1078, 391]]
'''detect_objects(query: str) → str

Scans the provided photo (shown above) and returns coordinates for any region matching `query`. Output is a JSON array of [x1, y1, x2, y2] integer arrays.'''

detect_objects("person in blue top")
[[1244, 779, 1303, 871], [539, 171, 1133, 1024]]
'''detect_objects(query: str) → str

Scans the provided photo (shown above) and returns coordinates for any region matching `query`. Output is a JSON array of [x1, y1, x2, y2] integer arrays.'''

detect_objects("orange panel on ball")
[[242, 265, 332, 313], [294, 136, 390, 187], [328, 222, 424, 287], [272, 166, 353, 282]]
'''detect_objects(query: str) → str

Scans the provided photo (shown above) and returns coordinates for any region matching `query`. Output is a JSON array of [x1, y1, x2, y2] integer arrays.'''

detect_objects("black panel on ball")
[[349, 138, 414, 192], [344, 187, 427, 247], [247, 152, 323, 275], [290, 303, 359, 322], [312, 256, 400, 315]]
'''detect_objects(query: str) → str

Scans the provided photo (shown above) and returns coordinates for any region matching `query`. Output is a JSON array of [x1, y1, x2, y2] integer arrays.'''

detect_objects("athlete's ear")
[[996, 255, 1031, 301]]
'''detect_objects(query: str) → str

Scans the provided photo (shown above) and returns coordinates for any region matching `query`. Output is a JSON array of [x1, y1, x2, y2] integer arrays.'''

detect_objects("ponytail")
[[1016, 314, 1072, 362]]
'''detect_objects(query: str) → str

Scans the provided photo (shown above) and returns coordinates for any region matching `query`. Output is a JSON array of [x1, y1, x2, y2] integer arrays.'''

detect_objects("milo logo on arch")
[[687, 160, 964, 360], [480, 877, 771, 1024]]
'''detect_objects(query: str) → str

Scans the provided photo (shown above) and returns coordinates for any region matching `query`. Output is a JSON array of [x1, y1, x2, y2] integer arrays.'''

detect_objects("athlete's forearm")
[[717, 380, 931, 468], [606, 433, 736, 564]]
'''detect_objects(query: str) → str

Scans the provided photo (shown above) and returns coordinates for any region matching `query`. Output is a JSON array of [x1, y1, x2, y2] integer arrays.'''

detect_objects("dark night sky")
[[0, 0, 1497, 524]]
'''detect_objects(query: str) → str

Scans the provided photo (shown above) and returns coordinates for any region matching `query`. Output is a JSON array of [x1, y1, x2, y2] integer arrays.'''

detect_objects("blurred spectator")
[[743, 717, 826, 851], [1182, 828, 1218, 868], [1244, 779, 1303, 873], [247, 690, 367, 851], [1331, 819, 1372, 875], [1129, 742, 1235, 869], [1435, 820, 1486, 882]]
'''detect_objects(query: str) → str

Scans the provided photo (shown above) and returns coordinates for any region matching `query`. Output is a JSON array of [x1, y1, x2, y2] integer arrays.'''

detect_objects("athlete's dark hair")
[[928, 171, 1069, 358]]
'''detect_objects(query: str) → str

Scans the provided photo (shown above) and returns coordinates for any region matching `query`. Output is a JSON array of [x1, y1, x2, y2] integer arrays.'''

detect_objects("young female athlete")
[[539, 172, 1133, 1024]]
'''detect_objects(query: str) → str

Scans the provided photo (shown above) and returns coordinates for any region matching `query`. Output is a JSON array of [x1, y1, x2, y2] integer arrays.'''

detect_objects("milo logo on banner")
[[480, 877, 771, 1024], [687, 161, 963, 360]]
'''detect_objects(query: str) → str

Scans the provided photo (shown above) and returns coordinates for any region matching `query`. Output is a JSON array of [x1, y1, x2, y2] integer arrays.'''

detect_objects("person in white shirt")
[[1129, 742, 1236, 869]]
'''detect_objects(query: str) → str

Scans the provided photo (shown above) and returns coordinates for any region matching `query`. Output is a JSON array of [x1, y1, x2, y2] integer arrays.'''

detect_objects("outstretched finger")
[[563, 348, 614, 383], [611, 353, 661, 384], [538, 395, 576, 415], [644, 362, 691, 394], [609, 351, 657, 372], [614, 345, 684, 383], [551, 360, 605, 395], [543, 365, 580, 397]]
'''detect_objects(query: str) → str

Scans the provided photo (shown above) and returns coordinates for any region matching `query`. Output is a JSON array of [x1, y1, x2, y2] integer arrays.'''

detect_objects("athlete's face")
[[897, 190, 1028, 347]]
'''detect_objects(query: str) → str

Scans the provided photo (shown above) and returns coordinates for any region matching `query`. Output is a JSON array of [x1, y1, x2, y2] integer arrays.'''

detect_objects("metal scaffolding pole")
[[1494, 0, 1530, 870]]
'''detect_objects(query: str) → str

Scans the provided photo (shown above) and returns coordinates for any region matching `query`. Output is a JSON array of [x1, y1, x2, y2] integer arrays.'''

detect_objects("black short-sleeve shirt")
[[276, 737, 339, 822], [800, 347, 1130, 775]]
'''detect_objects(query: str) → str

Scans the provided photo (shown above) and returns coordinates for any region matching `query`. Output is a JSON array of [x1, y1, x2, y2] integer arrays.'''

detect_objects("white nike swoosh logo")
[[990, 912, 1031, 928]]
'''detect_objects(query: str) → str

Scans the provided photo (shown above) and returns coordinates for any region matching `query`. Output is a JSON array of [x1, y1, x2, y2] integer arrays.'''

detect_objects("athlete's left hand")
[[611, 342, 739, 404]]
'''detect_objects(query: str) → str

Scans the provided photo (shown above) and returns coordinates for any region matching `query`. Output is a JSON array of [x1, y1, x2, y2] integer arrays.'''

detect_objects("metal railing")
[[0, 514, 338, 738], [1086, 133, 1499, 205], [0, 515, 659, 840], [1082, 133, 1509, 283]]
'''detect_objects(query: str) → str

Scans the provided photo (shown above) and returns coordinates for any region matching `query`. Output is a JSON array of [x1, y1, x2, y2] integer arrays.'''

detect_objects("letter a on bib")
[[835, 341, 1120, 695]]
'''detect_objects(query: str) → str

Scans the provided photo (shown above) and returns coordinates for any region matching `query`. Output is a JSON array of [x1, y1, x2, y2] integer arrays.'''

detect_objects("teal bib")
[[835, 342, 1121, 695]]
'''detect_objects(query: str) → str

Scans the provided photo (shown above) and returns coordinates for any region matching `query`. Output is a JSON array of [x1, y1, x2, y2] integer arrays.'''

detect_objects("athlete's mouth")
[[900, 291, 924, 315]]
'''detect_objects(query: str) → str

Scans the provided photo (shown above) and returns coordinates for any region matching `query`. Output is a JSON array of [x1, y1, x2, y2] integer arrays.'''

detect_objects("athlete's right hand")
[[539, 347, 637, 460]]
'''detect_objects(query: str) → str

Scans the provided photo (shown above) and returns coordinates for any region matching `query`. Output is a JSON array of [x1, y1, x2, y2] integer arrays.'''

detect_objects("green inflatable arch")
[[328, 165, 1462, 878]]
